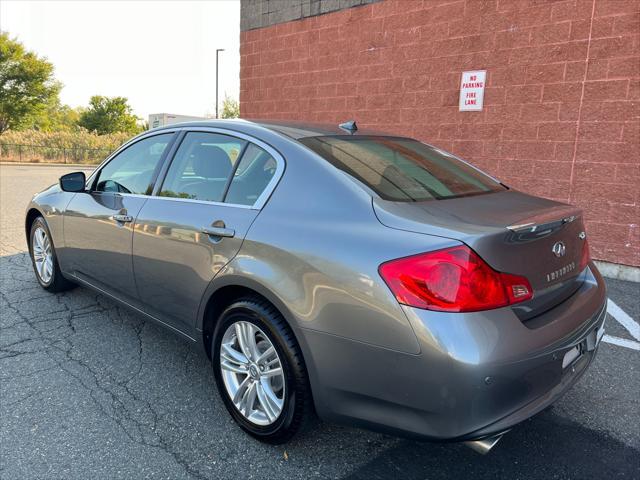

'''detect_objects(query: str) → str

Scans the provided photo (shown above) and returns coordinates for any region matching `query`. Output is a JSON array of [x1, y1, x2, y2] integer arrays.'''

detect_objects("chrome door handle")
[[201, 226, 235, 238], [113, 214, 133, 223]]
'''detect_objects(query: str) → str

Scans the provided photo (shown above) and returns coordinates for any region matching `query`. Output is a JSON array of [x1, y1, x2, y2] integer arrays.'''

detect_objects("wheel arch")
[[25, 207, 44, 248], [199, 275, 306, 362], [199, 275, 320, 419]]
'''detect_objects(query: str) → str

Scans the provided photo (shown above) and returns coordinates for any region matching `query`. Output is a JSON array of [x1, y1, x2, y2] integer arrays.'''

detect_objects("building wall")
[[240, 0, 640, 267], [241, 0, 382, 31]]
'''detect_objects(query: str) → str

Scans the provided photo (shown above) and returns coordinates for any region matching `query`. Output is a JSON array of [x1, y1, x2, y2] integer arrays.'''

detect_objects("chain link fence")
[[0, 143, 113, 165]]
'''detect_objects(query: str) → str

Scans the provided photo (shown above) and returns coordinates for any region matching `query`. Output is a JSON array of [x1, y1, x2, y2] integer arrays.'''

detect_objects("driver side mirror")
[[59, 171, 87, 192]]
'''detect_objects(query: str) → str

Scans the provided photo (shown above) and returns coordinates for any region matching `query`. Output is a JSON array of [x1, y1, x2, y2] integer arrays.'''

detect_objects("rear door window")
[[225, 144, 277, 206], [300, 136, 505, 202], [159, 132, 246, 202]]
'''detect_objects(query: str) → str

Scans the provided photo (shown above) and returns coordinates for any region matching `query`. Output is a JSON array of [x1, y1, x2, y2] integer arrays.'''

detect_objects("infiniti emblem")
[[552, 241, 566, 258]]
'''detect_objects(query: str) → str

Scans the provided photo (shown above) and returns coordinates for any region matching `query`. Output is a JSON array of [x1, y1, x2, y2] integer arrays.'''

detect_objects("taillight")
[[579, 239, 591, 271], [379, 245, 533, 312]]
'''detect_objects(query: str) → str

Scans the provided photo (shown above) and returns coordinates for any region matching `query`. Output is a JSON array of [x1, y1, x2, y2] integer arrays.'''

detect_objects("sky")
[[0, 0, 241, 120]]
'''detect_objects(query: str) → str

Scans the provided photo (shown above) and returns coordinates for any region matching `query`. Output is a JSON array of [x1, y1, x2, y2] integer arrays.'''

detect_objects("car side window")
[[159, 132, 246, 202], [225, 144, 277, 206], [94, 134, 173, 195]]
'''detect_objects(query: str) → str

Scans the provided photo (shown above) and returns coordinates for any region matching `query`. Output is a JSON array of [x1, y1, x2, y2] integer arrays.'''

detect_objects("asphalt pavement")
[[1, 164, 638, 479]]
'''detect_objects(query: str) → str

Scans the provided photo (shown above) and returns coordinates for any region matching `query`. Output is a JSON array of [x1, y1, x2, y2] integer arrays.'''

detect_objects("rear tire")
[[29, 216, 75, 293], [211, 297, 313, 444]]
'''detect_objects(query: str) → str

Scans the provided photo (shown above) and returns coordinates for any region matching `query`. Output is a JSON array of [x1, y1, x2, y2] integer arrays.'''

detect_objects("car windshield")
[[299, 135, 506, 202]]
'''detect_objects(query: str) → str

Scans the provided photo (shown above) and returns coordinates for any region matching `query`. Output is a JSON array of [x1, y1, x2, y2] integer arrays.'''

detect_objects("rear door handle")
[[201, 226, 235, 238], [113, 214, 133, 223]]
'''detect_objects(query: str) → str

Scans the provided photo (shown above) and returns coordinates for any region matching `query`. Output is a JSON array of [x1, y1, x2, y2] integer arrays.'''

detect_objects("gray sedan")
[[25, 119, 606, 452]]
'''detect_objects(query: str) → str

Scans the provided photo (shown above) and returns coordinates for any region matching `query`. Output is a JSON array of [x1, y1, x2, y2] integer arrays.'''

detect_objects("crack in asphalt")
[[0, 241, 385, 480], [0, 252, 206, 479]]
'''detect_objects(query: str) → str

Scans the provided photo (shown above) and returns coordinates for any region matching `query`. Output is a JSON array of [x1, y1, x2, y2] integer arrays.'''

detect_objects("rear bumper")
[[302, 263, 607, 441], [459, 318, 602, 441]]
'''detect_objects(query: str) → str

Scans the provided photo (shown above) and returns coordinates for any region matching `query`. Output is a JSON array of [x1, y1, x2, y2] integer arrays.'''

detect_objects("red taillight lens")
[[579, 239, 591, 271], [379, 245, 533, 312]]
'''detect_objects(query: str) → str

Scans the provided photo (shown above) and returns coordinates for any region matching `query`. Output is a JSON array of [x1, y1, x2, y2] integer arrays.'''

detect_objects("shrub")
[[0, 128, 133, 164]]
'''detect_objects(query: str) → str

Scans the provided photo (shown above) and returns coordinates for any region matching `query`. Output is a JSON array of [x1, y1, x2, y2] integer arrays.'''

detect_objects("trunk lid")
[[373, 190, 588, 320]]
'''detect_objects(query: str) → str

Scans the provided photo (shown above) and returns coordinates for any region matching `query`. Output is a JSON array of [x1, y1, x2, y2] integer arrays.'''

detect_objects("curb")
[[594, 261, 640, 283], [0, 162, 96, 168]]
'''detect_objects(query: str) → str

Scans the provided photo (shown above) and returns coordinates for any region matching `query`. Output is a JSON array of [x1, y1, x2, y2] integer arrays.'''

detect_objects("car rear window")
[[299, 135, 506, 202]]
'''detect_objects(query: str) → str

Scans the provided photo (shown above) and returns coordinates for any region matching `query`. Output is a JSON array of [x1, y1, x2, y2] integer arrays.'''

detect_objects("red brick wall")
[[240, 0, 640, 267]]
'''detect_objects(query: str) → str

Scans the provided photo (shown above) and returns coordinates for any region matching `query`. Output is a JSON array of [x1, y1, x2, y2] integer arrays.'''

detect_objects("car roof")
[[248, 119, 388, 139], [149, 118, 389, 140]]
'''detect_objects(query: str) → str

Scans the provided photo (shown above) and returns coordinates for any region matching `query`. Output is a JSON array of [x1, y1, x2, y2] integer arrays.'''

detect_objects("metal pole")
[[216, 48, 225, 118]]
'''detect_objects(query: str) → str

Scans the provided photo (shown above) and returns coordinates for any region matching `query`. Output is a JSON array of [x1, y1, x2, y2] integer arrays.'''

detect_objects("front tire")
[[212, 297, 313, 444], [29, 216, 75, 292]]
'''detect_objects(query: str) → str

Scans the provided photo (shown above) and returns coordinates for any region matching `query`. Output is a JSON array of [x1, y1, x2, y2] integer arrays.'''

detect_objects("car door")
[[63, 132, 176, 303], [132, 129, 282, 334]]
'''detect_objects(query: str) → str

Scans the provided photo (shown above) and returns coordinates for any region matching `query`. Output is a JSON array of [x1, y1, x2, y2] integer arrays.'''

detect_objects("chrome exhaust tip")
[[463, 433, 505, 455]]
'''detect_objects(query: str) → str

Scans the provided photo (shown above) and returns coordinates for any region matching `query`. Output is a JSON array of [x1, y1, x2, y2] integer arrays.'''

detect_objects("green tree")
[[29, 96, 84, 132], [78, 95, 141, 135], [0, 32, 61, 134], [221, 96, 239, 119]]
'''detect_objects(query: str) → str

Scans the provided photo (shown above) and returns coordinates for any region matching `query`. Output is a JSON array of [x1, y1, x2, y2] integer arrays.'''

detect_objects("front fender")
[[25, 185, 76, 270]]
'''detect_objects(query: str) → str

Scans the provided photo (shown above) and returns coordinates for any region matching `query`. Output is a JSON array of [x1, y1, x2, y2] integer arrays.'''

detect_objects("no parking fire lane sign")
[[459, 70, 486, 111]]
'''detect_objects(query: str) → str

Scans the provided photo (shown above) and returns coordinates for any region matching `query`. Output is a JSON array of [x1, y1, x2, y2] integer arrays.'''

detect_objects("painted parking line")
[[602, 298, 640, 351], [602, 334, 640, 351], [606, 299, 640, 340]]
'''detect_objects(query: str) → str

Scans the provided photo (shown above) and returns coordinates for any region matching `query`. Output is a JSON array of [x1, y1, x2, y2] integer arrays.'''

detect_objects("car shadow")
[[342, 410, 640, 479]]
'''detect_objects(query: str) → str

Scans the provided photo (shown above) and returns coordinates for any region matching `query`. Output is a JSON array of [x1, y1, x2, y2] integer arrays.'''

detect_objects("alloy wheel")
[[32, 226, 53, 283], [219, 321, 285, 426]]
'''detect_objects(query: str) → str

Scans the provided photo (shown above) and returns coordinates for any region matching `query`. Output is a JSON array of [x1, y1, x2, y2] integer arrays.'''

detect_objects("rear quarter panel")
[[202, 137, 458, 355]]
